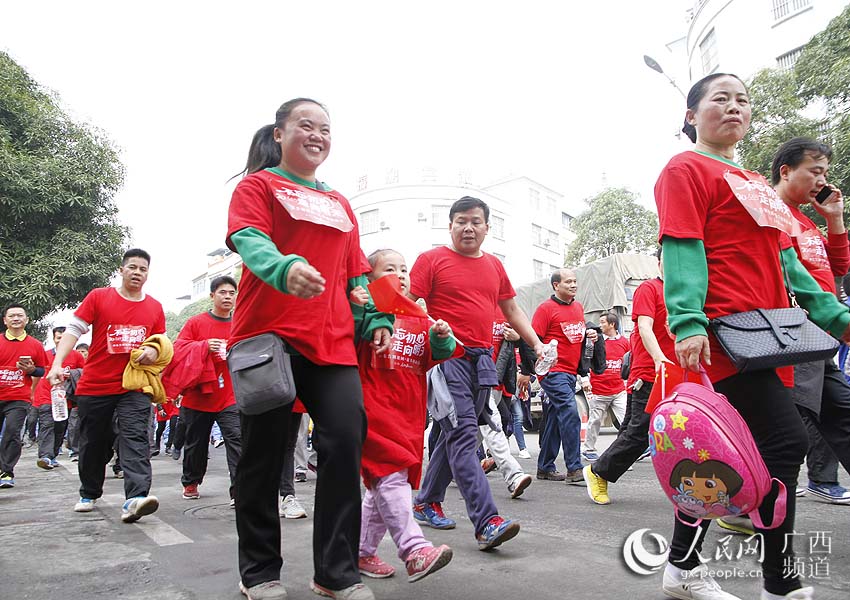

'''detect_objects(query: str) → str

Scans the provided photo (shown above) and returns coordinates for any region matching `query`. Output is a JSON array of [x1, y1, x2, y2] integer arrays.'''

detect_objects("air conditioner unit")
[[380, 221, 390, 230], [417, 212, 427, 222]]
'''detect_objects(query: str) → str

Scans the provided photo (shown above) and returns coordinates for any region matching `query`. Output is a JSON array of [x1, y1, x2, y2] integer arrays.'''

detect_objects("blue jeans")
[[537, 372, 582, 473], [510, 398, 527, 451]]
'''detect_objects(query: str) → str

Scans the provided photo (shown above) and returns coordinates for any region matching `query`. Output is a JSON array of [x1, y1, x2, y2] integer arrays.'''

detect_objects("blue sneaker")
[[0, 472, 14, 488], [74, 497, 96, 512], [37, 456, 54, 470], [121, 495, 160, 523], [581, 451, 599, 462], [807, 482, 850, 505], [636, 446, 652, 462], [413, 502, 456, 530], [476, 516, 520, 550], [50, 458, 60, 468]]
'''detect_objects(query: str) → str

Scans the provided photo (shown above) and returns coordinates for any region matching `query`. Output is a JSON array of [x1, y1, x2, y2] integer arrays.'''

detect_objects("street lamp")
[[643, 55, 686, 98]]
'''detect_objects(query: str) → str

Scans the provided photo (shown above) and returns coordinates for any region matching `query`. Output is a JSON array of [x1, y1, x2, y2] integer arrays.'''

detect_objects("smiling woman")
[[226, 98, 393, 600]]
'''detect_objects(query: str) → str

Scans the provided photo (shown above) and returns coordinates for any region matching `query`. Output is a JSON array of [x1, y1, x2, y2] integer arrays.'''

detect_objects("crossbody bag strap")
[[777, 242, 798, 308]]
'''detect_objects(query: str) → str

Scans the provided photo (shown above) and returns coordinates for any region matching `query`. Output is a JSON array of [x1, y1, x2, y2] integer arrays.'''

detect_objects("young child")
[[352, 249, 455, 583]]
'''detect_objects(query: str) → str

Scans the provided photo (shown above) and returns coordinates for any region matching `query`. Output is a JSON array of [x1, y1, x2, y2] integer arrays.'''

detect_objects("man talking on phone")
[[0, 303, 50, 488], [772, 138, 850, 505]]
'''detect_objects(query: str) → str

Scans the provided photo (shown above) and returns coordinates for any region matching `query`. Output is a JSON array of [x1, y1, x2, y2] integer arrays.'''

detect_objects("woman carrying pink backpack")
[[655, 73, 850, 600]]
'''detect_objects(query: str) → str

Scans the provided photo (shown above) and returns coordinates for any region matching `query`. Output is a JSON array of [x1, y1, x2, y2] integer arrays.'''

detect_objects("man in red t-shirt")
[[531, 268, 599, 483], [48, 249, 166, 523], [583, 312, 629, 462], [411, 196, 543, 551], [773, 137, 850, 505], [169, 275, 241, 503], [584, 250, 674, 505], [0, 303, 50, 488], [33, 327, 85, 470]]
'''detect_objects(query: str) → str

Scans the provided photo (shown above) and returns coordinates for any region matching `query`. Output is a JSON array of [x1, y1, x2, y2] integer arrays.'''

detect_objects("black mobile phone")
[[815, 186, 833, 204]]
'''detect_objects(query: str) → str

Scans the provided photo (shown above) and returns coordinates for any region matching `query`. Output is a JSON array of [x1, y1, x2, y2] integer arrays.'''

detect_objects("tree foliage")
[[565, 187, 658, 266], [739, 5, 850, 227], [166, 297, 213, 340], [0, 51, 127, 326]]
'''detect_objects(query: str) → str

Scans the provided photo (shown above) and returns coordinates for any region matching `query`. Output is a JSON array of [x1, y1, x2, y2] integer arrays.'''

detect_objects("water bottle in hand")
[[51, 367, 70, 421], [535, 339, 559, 376]]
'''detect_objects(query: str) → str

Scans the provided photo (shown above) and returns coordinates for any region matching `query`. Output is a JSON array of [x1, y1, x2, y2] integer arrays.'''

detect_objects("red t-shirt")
[[0, 335, 50, 402], [410, 246, 515, 347], [591, 335, 630, 395], [33, 349, 85, 407], [629, 278, 675, 384], [74, 287, 167, 396], [656, 151, 792, 384], [177, 312, 235, 413], [227, 169, 369, 366], [358, 315, 435, 489], [780, 205, 850, 295], [531, 297, 586, 374]]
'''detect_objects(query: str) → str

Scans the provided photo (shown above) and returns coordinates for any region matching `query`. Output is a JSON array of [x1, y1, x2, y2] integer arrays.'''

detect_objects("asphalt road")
[[2, 430, 848, 600]]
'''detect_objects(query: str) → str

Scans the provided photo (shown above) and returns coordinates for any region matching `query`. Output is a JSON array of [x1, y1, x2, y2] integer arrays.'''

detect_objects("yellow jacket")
[[122, 334, 174, 405]]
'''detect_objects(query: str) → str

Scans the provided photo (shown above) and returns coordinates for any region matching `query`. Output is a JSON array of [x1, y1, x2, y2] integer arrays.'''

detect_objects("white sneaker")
[[279, 494, 307, 519], [662, 564, 742, 600], [74, 497, 96, 512], [517, 449, 532, 459], [761, 587, 814, 600]]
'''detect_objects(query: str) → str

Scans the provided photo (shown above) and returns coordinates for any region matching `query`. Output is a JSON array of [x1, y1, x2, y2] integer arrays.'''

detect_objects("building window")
[[529, 188, 540, 211], [357, 175, 368, 192], [432, 204, 450, 228], [361, 209, 379, 234], [772, 0, 811, 21], [532, 224, 543, 246], [776, 46, 804, 70], [422, 167, 437, 183], [385, 168, 399, 185], [533, 260, 547, 281], [700, 29, 718, 76], [491, 215, 505, 240], [546, 196, 557, 216], [494, 253, 506, 263], [561, 212, 573, 230], [193, 279, 206, 297]]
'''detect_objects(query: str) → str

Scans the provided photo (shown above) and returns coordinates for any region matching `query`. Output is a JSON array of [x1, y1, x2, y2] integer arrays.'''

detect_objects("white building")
[[685, 0, 847, 80], [348, 167, 579, 287], [189, 247, 242, 301]]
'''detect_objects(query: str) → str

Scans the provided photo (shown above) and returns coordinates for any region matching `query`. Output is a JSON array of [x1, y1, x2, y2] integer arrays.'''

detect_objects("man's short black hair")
[[75, 343, 89, 351], [122, 248, 151, 266], [52, 326, 66, 336], [449, 196, 490, 223], [210, 275, 238, 293], [601, 311, 620, 330]]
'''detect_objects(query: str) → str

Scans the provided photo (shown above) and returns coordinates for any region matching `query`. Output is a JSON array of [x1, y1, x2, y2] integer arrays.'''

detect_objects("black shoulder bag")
[[709, 248, 839, 372]]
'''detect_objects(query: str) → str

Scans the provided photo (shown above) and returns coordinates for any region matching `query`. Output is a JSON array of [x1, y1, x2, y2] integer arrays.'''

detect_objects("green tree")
[[0, 51, 127, 327], [167, 297, 213, 339], [739, 5, 850, 227], [565, 187, 658, 266]]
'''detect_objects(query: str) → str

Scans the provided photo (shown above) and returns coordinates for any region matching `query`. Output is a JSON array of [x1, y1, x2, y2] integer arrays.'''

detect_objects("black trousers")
[[0, 400, 28, 474], [37, 405, 67, 459], [593, 381, 652, 483], [77, 392, 153, 500], [668, 370, 808, 596], [279, 412, 303, 498], [798, 361, 850, 484], [182, 405, 242, 497], [235, 357, 366, 590]]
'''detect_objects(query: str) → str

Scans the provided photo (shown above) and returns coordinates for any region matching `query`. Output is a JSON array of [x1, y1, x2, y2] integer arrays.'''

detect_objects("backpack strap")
[[748, 479, 788, 530]]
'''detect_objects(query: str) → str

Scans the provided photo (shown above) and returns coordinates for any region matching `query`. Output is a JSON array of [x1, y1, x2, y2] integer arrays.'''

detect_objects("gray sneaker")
[[662, 564, 741, 599], [310, 581, 374, 600], [239, 580, 288, 600]]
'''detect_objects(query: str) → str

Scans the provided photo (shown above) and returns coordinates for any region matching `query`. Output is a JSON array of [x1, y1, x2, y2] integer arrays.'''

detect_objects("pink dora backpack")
[[649, 367, 787, 529]]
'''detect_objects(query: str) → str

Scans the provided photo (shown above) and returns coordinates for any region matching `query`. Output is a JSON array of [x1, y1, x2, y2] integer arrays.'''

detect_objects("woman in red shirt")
[[227, 98, 392, 600], [656, 74, 850, 600]]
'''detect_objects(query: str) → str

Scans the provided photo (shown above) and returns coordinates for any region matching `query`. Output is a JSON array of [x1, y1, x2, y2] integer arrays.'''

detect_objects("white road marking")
[[54, 461, 193, 546]]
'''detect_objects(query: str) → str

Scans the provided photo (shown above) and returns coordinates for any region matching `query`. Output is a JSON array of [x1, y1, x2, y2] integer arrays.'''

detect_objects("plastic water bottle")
[[534, 340, 559, 376], [51, 386, 68, 422]]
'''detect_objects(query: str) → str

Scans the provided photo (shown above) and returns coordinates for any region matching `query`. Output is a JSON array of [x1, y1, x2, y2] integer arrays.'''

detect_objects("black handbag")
[[227, 333, 296, 415], [709, 248, 839, 372]]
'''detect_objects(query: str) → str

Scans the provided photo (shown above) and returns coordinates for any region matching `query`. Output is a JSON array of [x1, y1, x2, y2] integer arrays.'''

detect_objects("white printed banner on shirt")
[[560, 321, 586, 344], [724, 171, 801, 236], [797, 229, 831, 272], [0, 367, 24, 388], [372, 325, 427, 374], [106, 325, 148, 354], [274, 187, 354, 232]]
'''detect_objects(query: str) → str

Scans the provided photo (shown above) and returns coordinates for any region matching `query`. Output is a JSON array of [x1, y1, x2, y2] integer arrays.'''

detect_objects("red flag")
[[645, 362, 698, 414], [367, 274, 427, 318]]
